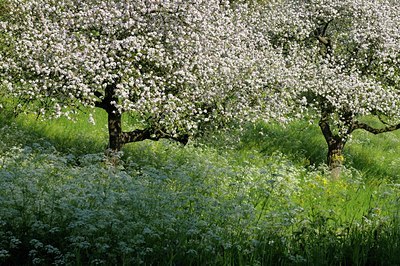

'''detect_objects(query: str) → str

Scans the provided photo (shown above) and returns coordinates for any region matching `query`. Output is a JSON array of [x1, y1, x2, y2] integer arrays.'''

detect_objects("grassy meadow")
[[1, 109, 400, 265]]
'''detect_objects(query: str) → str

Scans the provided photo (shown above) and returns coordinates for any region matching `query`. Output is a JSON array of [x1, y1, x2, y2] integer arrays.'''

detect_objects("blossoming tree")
[[2, 0, 286, 151], [261, 0, 400, 171]]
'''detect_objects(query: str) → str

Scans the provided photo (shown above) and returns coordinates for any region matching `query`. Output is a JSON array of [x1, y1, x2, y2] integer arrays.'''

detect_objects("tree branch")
[[353, 121, 400, 134], [316, 35, 330, 45], [315, 20, 333, 57], [319, 112, 333, 143], [121, 128, 189, 145]]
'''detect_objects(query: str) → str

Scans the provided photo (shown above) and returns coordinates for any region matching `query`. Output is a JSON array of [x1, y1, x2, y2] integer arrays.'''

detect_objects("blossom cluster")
[[260, 0, 400, 133], [1, 0, 289, 136], [1, 0, 400, 141]]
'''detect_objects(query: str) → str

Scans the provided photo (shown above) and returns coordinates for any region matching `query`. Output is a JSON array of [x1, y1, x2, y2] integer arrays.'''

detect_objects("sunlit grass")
[[348, 129, 400, 179], [241, 119, 400, 180], [8, 108, 400, 181], [10, 109, 108, 154], [1, 110, 400, 264]]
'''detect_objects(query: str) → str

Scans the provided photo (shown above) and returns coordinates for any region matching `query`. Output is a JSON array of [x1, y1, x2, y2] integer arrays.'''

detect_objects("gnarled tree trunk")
[[96, 83, 189, 152], [326, 136, 346, 178], [318, 111, 400, 178], [319, 112, 348, 178], [327, 136, 345, 169], [97, 83, 125, 152]]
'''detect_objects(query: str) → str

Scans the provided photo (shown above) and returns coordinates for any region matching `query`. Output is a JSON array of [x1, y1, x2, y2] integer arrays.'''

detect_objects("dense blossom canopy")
[[263, 0, 400, 170], [2, 0, 400, 156], [1, 0, 288, 138], [261, 0, 400, 133]]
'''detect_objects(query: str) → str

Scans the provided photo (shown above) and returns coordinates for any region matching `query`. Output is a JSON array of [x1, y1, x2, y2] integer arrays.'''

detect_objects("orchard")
[[1, 0, 288, 151], [260, 0, 400, 171], [2, 0, 399, 168], [1, 0, 400, 264]]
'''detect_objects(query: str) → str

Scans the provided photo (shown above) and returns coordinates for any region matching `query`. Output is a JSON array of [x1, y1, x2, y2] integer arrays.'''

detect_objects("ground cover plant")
[[2, 0, 400, 265], [1, 113, 400, 265]]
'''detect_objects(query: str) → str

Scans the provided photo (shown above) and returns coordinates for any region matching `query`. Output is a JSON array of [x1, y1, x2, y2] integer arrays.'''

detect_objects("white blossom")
[[1, 0, 287, 137]]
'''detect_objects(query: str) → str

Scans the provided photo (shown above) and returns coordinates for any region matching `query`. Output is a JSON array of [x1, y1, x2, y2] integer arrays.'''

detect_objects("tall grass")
[[1, 111, 400, 265], [10, 109, 108, 154], [241, 120, 400, 180]]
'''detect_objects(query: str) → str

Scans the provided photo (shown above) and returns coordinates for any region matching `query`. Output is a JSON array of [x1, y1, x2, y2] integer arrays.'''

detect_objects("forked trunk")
[[97, 84, 189, 152]]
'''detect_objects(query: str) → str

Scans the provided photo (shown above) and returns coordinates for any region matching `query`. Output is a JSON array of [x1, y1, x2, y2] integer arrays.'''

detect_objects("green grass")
[[1, 111, 400, 265], [9, 109, 400, 180], [241, 119, 400, 180], [10, 109, 108, 154]]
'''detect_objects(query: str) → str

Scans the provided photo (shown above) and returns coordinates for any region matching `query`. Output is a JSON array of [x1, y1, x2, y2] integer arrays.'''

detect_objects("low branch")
[[321, 21, 330, 36], [315, 20, 333, 58], [353, 121, 400, 134], [121, 128, 189, 145]]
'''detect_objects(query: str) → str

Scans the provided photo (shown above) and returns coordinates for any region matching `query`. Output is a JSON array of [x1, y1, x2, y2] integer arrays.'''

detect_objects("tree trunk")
[[327, 137, 345, 178], [95, 84, 189, 152], [107, 109, 124, 151], [319, 115, 347, 178], [97, 82, 125, 152]]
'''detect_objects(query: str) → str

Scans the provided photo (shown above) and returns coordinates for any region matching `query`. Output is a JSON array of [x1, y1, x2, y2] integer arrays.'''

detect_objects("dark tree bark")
[[319, 109, 400, 178], [352, 121, 400, 134], [319, 113, 347, 174], [107, 109, 124, 151], [95, 83, 188, 152]]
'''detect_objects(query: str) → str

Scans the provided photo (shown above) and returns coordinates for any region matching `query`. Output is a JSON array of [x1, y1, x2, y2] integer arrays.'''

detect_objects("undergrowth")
[[0, 113, 400, 265]]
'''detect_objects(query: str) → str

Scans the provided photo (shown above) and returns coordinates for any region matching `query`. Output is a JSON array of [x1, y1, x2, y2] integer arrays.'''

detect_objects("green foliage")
[[12, 109, 108, 155], [240, 120, 327, 167], [241, 120, 400, 180], [1, 113, 400, 265]]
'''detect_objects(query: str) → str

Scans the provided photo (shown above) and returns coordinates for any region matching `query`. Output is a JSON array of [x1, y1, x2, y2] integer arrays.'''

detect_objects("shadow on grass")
[[240, 120, 400, 180], [346, 130, 400, 180], [0, 110, 183, 162], [240, 121, 327, 167], [2, 108, 400, 180]]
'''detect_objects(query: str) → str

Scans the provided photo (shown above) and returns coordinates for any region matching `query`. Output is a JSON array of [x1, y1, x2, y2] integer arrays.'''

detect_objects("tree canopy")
[[1, 0, 287, 150], [1, 0, 400, 169], [257, 0, 400, 169]]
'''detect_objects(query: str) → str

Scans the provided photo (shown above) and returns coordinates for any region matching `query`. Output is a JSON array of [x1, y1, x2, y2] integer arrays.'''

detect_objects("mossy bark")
[[327, 137, 345, 178], [319, 113, 347, 178]]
